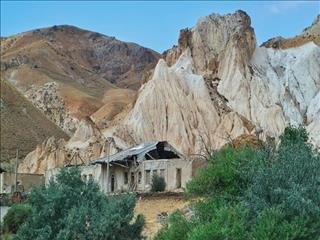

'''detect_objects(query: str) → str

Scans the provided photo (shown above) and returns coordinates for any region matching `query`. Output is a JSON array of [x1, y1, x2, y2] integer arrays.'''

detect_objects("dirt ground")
[[134, 195, 188, 239]]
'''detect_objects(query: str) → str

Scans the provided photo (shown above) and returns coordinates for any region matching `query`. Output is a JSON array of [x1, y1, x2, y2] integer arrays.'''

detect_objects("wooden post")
[[106, 140, 110, 193], [14, 149, 19, 192]]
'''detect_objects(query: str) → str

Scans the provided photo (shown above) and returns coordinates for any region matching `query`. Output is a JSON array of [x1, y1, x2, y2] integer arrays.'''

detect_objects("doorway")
[[176, 168, 181, 188]]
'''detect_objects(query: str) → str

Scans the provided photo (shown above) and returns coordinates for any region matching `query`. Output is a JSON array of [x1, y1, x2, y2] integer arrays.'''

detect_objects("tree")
[[14, 167, 144, 240], [2, 204, 31, 234], [151, 175, 166, 192]]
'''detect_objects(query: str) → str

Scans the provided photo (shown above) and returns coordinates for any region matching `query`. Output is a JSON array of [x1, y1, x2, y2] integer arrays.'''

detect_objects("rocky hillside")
[[13, 11, 320, 173], [1, 25, 160, 134], [0, 79, 68, 167]]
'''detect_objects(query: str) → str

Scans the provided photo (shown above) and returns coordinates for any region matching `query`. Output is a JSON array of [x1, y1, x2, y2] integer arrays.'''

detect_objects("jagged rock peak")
[[164, 10, 256, 75]]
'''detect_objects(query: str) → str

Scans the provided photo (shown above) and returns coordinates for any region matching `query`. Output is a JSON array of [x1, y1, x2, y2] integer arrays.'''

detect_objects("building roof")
[[91, 141, 183, 164]]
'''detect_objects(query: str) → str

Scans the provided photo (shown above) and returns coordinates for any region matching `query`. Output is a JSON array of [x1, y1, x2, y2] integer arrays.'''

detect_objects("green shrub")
[[187, 204, 248, 240], [155, 127, 320, 240], [3, 204, 31, 234], [14, 167, 144, 240], [151, 175, 166, 192], [247, 127, 320, 221], [249, 208, 310, 240], [154, 211, 192, 240], [186, 145, 267, 197], [0, 233, 13, 240]]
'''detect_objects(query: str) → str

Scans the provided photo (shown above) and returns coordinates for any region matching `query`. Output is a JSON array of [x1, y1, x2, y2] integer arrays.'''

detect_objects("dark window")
[[124, 172, 128, 184], [88, 174, 93, 181], [82, 174, 87, 182], [138, 171, 142, 184]]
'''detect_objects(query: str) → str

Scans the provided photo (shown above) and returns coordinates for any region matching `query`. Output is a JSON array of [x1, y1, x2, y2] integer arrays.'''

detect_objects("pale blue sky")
[[1, 1, 319, 52]]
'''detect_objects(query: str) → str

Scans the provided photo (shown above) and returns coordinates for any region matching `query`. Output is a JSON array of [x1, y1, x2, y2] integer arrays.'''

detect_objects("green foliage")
[[2, 204, 31, 234], [0, 233, 13, 240], [187, 204, 247, 240], [154, 211, 191, 240], [249, 208, 309, 240], [151, 175, 166, 192], [186, 145, 267, 197], [156, 127, 320, 240], [14, 167, 144, 240], [246, 126, 320, 239]]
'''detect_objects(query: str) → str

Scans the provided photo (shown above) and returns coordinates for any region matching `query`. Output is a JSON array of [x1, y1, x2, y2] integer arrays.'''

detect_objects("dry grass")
[[0, 79, 68, 165]]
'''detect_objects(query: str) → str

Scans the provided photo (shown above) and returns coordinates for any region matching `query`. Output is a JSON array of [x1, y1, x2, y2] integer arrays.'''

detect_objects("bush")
[[187, 204, 248, 240], [249, 208, 309, 240], [154, 211, 192, 240], [155, 127, 320, 240], [151, 175, 166, 192], [3, 204, 31, 234], [186, 145, 267, 197], [14, 167, 144, 240], [0, 233, 13, 240], [246, 127, 320, 238]]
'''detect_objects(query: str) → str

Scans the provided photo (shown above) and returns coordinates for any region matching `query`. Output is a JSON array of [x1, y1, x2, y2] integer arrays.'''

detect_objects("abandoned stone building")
[[45, 141, 198, 192], [0, 170, 44, 194]]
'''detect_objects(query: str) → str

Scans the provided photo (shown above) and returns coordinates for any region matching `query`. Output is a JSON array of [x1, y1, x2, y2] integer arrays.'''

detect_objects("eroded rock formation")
[[16, 11, 320, 173], [114, 10, 320, 154]]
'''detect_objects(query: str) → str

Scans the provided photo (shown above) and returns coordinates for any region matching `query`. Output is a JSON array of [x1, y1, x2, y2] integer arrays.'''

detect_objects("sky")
[[1, 1, 319, 52]]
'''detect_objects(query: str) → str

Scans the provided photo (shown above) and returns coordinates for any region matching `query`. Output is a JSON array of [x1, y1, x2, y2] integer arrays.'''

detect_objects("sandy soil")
[[134, 195, 188, 239]]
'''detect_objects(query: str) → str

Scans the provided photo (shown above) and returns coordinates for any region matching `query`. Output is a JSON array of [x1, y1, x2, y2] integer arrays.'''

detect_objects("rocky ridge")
[[114, 10, 320, 154]]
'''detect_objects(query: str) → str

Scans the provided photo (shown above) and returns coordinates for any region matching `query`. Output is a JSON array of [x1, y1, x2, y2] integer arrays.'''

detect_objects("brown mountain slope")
[[0, 79, 68, 167], [261, 15, 320, 49], [1, 25, 160, 90], [0, 25, 160, 134]]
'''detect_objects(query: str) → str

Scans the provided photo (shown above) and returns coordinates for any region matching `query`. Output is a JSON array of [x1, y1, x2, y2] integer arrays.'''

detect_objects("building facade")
[[45, 141, 197, 193]]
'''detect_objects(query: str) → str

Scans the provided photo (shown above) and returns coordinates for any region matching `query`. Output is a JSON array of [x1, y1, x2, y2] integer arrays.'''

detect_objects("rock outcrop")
[[113, 11, 320, 154], [18, 118, 119, 174], [25, 82, 80, 134]]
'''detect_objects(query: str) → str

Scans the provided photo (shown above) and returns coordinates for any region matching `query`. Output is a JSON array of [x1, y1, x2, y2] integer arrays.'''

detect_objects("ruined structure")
[[45, 141, 198, 192]]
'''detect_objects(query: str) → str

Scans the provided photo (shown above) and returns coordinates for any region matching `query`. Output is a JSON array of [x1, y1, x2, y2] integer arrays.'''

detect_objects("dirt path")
[[134, 195, 188, 239]]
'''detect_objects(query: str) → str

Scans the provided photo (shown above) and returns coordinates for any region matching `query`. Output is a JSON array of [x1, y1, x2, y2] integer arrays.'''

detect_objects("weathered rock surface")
[[25, 82, 79, 134], [18, 118, 119, 174], [114, 11, 320, 153]]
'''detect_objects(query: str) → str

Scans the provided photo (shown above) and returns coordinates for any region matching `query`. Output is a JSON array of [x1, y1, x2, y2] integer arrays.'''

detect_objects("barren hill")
[[1, 25, 160, 134], [0, 79, 68, 166]]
